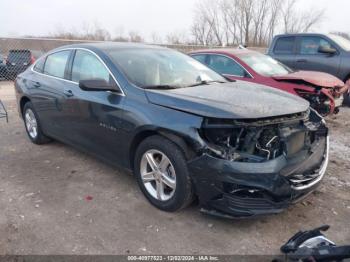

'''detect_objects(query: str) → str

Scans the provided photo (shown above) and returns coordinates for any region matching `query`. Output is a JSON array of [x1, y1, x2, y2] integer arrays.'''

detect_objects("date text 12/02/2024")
[[127, 256, 219, 261]]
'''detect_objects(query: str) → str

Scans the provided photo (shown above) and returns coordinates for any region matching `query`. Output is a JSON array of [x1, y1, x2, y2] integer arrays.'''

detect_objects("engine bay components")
[[199, 109, 325, 164]]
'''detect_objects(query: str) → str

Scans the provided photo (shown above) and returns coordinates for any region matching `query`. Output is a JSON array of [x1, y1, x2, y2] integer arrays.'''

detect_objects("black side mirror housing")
[[318, 46, 337, 55], [79, 79, 120, 92]]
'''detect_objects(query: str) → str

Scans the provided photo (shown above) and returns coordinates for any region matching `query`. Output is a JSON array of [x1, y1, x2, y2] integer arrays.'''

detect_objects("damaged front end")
[[273, 71, 349, 116], [295, 88, 334, 116], [295, 86, 347, 116], [188, 109, 329, 218]]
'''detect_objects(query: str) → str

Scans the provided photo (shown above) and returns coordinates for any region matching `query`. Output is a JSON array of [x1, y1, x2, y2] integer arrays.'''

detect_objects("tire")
[[23, 102, 51, 145], [134, 135, 194, 212], [343, 91, 350, 108], [344, 92, 350, 107]]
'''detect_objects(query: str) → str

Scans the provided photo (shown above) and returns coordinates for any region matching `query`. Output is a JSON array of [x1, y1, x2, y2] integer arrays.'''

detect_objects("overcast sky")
[[0, 0, 349, 41]]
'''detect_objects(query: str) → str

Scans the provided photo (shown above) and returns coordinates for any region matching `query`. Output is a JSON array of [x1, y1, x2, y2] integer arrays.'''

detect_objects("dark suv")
[[268, 33, 350, 105], [6, 49, 35, 79]]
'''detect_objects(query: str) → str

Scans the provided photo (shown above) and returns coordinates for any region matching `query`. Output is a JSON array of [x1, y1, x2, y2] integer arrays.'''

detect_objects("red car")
[[189, 49, 349, 116]]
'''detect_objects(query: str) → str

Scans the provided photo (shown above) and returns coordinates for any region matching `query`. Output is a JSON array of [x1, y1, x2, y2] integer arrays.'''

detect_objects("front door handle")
[[33, 81, 41, 88], [63, 89, 74, 97], [296, 59, 308, 63]]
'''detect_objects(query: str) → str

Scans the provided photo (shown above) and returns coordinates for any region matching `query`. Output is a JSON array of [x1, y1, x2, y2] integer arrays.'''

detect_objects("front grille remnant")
[[288, 137, 329, 190]]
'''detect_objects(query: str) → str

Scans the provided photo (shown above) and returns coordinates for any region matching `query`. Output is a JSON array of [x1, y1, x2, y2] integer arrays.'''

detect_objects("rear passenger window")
[[44, 51, 70, 78], [33, 57, 45, 73], [192, 54, 207, 64], [72, 50, 111, 83], [274, 37, 296, 54], [207, 55, 247, 77]]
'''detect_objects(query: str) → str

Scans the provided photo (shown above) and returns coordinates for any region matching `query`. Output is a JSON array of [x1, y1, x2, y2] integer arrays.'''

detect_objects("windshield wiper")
[[187, 80, 226, 88], [143, 85, 179, 90]]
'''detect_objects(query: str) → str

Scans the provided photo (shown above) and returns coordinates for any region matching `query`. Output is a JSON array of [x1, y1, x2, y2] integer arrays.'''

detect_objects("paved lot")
[[0, 81, 349, 255]]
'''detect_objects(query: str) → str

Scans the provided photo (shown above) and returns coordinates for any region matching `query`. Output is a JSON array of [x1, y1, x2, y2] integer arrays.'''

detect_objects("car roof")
[[273, 33, 333, 38], [189, 48, 259, 57], [53, 42, 168, 53]]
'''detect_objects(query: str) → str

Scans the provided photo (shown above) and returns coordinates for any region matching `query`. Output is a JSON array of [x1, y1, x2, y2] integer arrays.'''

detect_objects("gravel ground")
[[0, 81, 349, 255]]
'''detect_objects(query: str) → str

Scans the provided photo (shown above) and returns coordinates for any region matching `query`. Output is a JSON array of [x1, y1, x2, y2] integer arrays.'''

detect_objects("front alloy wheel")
[[134, 135, 194, 212], [140, 149, 177, 201]]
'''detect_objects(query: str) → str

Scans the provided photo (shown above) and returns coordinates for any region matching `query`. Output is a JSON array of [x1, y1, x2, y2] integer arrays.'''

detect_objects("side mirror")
[[79, 79, 119, 92], [318, 46, 337, 55]]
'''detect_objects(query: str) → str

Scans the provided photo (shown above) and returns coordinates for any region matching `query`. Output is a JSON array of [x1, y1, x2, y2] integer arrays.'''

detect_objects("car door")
[[270, 36, 297, 69], [60, 49, 126, 163], [294, 36, 341, 76], [29, 50, 72, 137], [204, 54, 252, 81]]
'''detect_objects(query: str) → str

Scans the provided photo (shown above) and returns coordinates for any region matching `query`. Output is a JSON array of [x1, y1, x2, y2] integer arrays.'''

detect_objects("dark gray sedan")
[[14, 43, 329, 218]]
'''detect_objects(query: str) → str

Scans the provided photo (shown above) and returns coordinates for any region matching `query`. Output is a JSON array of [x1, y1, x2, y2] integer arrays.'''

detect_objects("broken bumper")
[[188, 136, 329, 218]]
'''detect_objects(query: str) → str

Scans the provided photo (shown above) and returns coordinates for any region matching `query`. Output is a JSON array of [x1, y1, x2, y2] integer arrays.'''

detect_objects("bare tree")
[[113, 26, 128, 42], [281, 0, 325, 33], [128, 31, 144, 43], [252, 0, 269, 45], [191, 0, 224, 46], [92, 28, 111, 41], [191, 0, 325, 47], [51, 22, 112, 41], [150, 32, 163, 44], [266, 0, 283, 44], [191, 12, 215, 45], [166, 30, 189, 44], [239, 0, 254, 45], [298, 9, 325, 33], [281, 0, 298, 34], [330, 32, 350, 40], [220, 0, 239, 45]]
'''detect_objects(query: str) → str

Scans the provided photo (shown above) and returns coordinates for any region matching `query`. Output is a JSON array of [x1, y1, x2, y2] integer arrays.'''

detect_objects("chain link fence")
[[0, 37, 266, 81]]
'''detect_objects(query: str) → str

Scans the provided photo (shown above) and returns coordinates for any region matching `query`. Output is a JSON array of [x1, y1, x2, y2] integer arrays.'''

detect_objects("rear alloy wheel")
[[25, 109, 38, 139], [134, 135, 194, 212], [23, 102, 51, 144]]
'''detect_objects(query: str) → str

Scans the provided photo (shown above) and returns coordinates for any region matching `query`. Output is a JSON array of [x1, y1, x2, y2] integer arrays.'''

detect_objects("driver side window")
[[300, 37, 334, 55], [72, 50, 113, 84]]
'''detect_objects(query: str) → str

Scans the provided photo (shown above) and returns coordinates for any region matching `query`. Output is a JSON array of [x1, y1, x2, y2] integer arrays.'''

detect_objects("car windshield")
[[238, 53, 293, 77], [328, 34, 350, 51], [107, 48, 226, 88]]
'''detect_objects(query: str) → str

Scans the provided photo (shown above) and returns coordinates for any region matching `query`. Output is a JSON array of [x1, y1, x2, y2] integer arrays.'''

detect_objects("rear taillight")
[[30, 55, 35, 64]]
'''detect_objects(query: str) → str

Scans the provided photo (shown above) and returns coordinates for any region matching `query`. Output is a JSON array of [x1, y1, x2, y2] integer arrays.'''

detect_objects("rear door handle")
[[296, 59, 308, 63], [63, 89, 74, 97]]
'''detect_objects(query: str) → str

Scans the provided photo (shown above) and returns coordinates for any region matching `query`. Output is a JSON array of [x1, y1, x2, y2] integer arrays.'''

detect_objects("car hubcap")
[[140, 150, 176, 201], [25, 109, 38, 139]]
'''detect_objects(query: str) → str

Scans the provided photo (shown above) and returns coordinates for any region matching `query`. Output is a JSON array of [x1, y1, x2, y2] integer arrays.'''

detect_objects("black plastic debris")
[[0, 99, 8, 122]]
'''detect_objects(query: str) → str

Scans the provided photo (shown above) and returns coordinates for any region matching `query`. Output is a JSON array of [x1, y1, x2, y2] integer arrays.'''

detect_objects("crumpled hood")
[[272, 71, 344, 88], [145, 81, 309, 119]]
